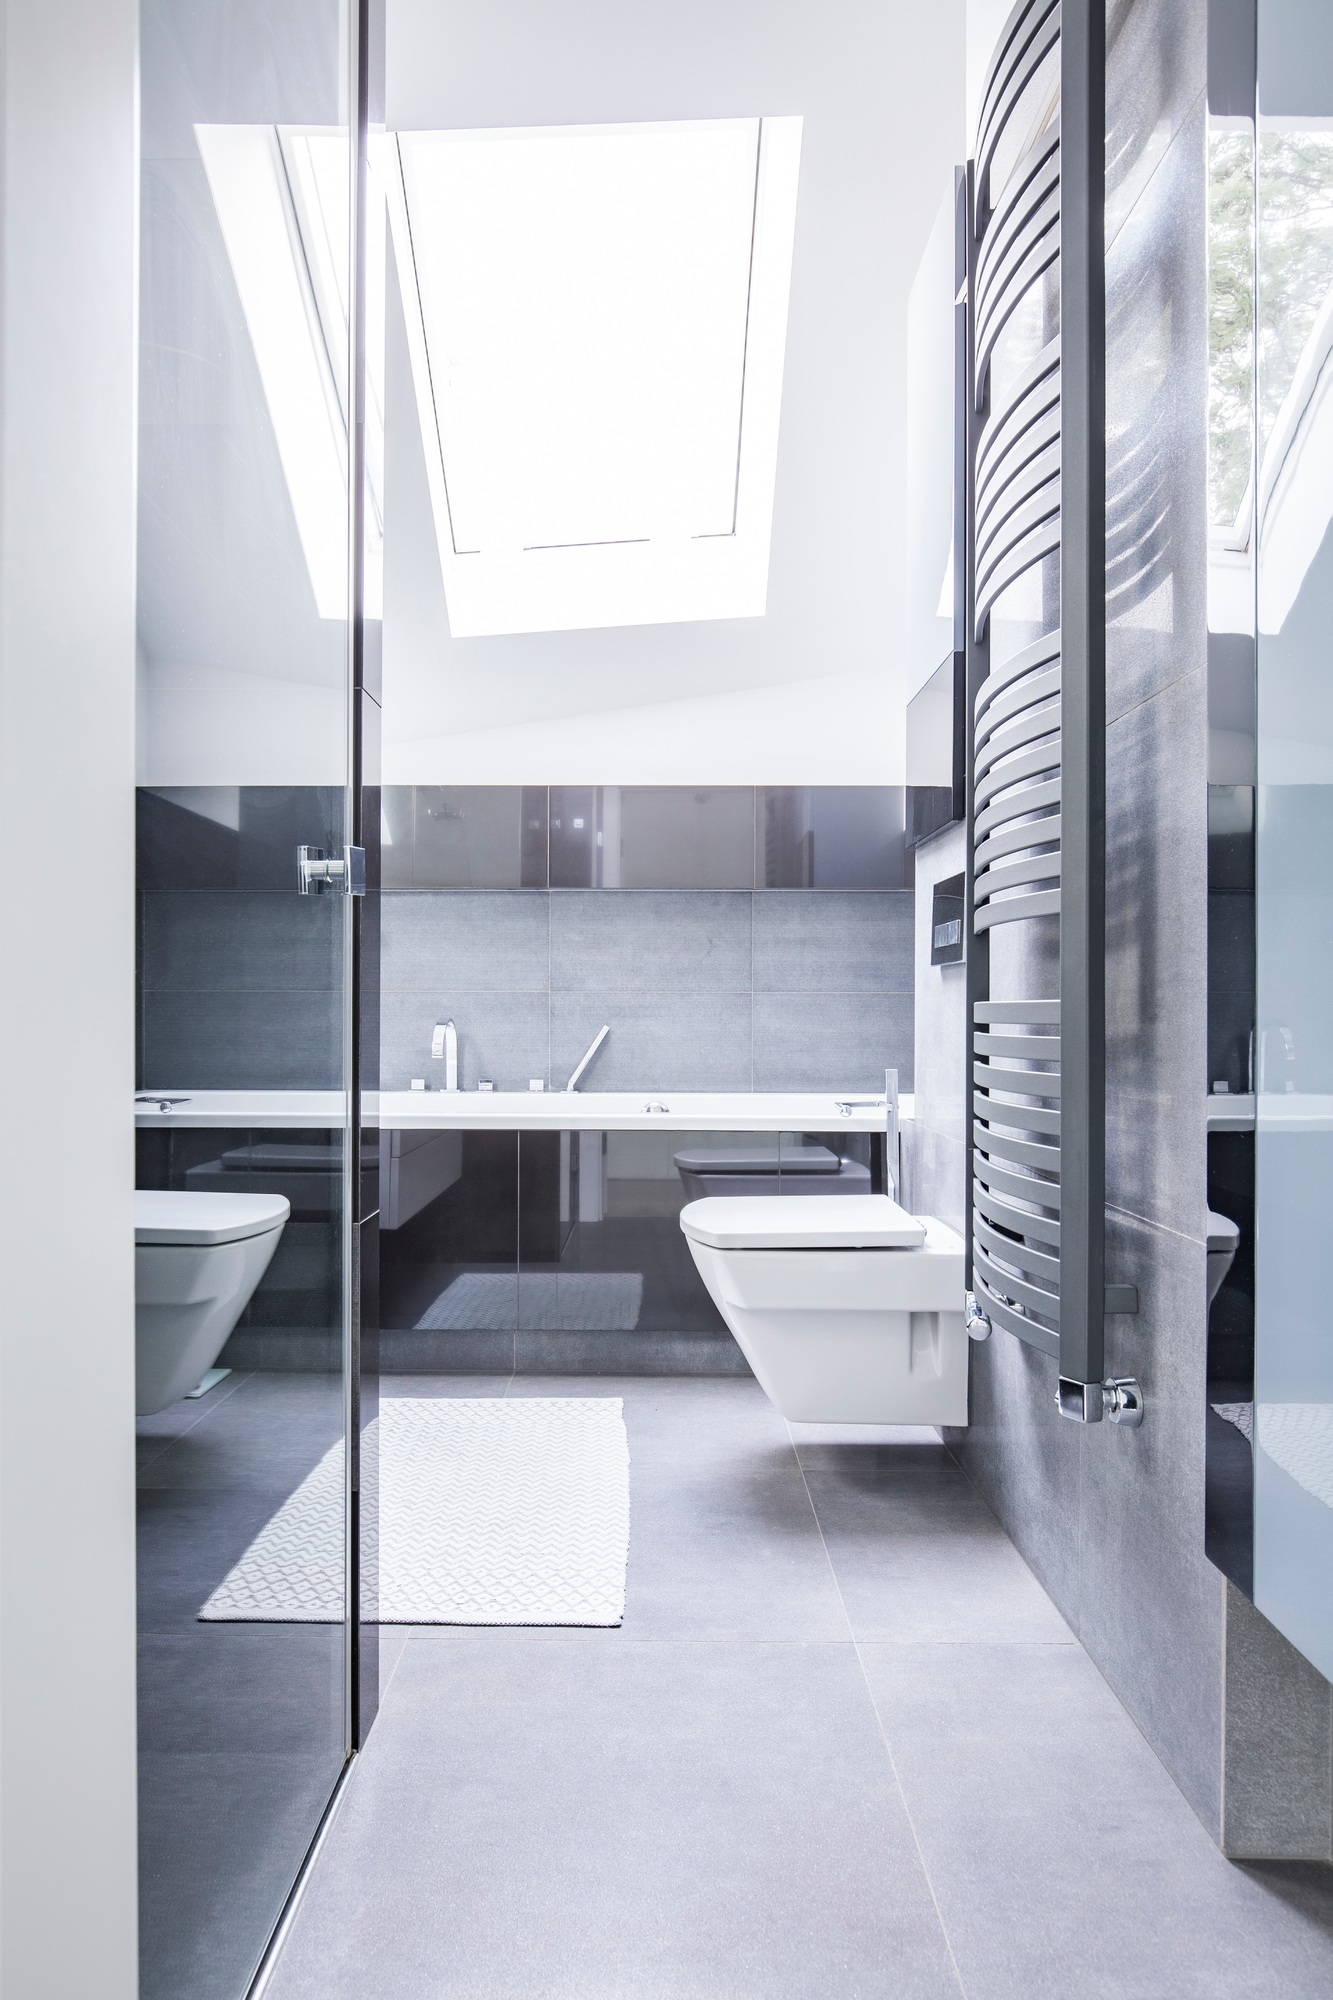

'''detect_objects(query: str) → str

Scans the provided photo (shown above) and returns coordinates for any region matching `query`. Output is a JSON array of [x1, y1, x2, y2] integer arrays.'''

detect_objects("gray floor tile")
[[800, 1448, 1073, 1644], [136, 1372, 344, 1493], [265, 1637, 962, 2000], [381, 1373, 514, 1398], [623, 1461, 850, 1641], [140, 1751, 342, 2000], [859, 1642, 1333, 1999], [138, 1627, 344, 1755], [505, 1374, 849, 1639]]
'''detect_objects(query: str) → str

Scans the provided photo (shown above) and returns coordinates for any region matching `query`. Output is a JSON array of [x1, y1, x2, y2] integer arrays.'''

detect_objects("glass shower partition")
[[134, 2, 376, 1993], [1252, 0, 1333, 1678]]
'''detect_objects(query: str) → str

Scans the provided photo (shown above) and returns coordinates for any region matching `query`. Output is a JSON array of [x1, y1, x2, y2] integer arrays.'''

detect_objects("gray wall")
[[907, 822, 967, 1232], [381, 890, 914, 1094], [913, 0, 1333, 1859], [0, 0, 141, 1990], [137, 787, 344, 1090]]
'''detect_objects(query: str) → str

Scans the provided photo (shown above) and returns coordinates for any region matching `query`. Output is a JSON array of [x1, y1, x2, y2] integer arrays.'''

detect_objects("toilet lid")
[[135, 1190, 291, 1246], [680, 1194, 926, 1250], [673, 1146, 841, 1175]]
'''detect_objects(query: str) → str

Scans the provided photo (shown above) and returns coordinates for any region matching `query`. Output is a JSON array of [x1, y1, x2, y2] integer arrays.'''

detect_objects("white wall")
[[967, 0, 1018, 144], [382, 0, 966, 784], [0, 1, 140, 1992], [904, 182, 960, 705]]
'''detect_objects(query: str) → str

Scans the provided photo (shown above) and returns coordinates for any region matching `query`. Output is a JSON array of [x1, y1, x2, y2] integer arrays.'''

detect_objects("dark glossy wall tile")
[[141, 892, 341, 992], [617, 788, 755, 889], [758, 788, 909, 888], [143, 988, 342, 1090], [380, 786, 908, 892], [138, 787, 345, 892]]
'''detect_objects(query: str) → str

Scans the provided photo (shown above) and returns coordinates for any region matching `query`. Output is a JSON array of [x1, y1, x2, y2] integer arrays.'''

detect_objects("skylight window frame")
[[197, 121, 386, 622], [384, 115, 803, 638]]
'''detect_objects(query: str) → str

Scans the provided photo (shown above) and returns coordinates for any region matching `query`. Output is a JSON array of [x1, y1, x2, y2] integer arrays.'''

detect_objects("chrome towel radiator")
[[963, 0, 1141, 1425]]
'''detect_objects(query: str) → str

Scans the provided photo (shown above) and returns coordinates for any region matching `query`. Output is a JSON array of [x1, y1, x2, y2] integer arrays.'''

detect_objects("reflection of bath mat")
[[200, 1398, 630, 1626], [416, 1270, 643, 1332], [1213, 1401, 1333, 1510], [1257, 1403, 1333, 1510]]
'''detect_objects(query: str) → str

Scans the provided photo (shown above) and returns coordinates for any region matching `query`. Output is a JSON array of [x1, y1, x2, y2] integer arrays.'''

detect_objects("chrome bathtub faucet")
[[566, 1024, 610, 1091]]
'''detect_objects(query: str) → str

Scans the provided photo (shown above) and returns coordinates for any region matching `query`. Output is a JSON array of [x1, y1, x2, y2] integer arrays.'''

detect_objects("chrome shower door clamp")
[[297, 845, 366, 896]]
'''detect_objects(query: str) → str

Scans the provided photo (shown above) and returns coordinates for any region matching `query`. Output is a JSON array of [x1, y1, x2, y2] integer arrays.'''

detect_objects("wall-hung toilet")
[[680, 1194, 967, 1424], [1206, 1209, 1240, 1306], [674, 1144, 871, 1203], [134, 1191, 290, 1416]]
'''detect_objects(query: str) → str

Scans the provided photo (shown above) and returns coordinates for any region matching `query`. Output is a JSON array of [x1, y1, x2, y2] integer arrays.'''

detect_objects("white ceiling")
[[381, 0, 966, 784]]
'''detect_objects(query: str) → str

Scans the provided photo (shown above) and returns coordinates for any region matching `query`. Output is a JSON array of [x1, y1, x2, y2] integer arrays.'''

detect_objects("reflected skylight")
[[386, 117, 803, 637], [197, 123, 385, 622]]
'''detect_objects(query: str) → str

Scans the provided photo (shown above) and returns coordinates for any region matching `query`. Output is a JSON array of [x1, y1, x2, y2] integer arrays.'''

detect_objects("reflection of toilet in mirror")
[[673, 1144, 870, 1203], [134, 1191, 290, 1415], [1207, 1209, 1240, 1307], [680, 1194, 967, 1425]]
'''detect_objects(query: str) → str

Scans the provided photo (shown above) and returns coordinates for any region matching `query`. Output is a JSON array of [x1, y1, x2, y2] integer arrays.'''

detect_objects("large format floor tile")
[[264, 1636, 962, 2000], [859, 1641, 1333, 2000], [242, 1372, 1333, 1999], [797, 1436, 1074, 1645]]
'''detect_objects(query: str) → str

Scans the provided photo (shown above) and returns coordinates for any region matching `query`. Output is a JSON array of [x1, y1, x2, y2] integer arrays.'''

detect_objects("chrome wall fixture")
[[963, 0, 1141, 1425]]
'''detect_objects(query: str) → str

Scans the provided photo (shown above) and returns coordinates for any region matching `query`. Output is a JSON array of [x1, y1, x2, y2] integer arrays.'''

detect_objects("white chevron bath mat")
[[200, 1398, 630, 1626]]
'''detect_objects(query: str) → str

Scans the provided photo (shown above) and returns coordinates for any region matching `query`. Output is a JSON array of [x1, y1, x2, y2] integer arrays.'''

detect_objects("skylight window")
[[386, 116, 803, 637], [197, 123, 385, 622]]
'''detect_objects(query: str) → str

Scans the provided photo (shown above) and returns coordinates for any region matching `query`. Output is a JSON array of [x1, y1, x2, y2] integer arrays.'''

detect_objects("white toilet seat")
[[680, 1193, 925, 1250], [134, 1189, 291, 1245]]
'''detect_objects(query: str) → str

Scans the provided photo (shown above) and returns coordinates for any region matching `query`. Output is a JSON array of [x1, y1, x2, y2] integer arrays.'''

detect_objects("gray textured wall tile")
[[380, 989, 549, 1091], [143, 988, 342, 1090], [1106, 103, 1208, 725], [1106, 0, 1208, 248], [1078, 1209, 1223, 1836], [1223, 1583, 1333, 1860], [752, 991, 913, 1093], [377, 887, 913, 1095], [550, 992, 751, 1093], [550, 891, 751, 993], [142, 891, 341, 991], [1106, 672, 1208, 1238], [910, 1124, 967, 1237], [381, 891, 548, 991], [752, 891, 913, 994]]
